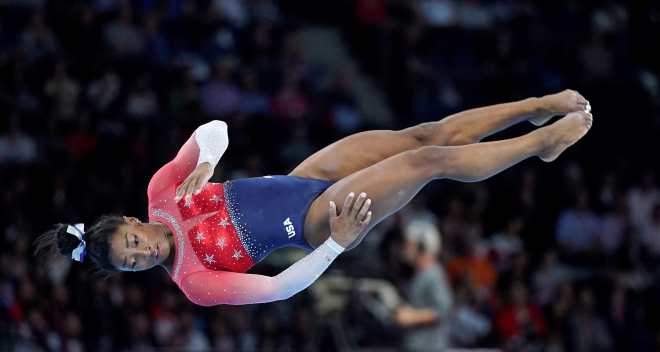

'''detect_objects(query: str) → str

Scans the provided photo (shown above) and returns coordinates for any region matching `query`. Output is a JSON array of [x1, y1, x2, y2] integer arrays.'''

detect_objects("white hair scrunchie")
[[66, 223, 86, 262]]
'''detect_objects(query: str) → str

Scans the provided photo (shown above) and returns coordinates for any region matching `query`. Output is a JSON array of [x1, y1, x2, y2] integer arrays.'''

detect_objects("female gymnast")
[[34, 89, 592, 306]]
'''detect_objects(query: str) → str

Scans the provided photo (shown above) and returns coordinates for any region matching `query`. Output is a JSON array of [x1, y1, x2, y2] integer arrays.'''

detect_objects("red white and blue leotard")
[[146, 121, 344, 306]]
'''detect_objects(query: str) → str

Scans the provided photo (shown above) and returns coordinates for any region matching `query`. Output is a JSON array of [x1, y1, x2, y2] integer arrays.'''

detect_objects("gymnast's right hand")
[[174, 162, 213, 203], [328, 192, 373, 248]]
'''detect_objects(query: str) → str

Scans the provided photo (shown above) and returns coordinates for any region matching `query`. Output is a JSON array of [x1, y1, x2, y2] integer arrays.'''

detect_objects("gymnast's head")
[[33, 215, 173, 276]]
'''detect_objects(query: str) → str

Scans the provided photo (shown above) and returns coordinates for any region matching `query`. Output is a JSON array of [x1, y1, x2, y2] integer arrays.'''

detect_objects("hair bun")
[[56, 224, 81, 256]]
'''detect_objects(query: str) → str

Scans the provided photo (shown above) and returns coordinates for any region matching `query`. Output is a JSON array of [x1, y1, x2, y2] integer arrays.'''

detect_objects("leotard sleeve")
[[193, 120, 229, 170], [178, 237, 345, 306], [148, 120, 229, 198]]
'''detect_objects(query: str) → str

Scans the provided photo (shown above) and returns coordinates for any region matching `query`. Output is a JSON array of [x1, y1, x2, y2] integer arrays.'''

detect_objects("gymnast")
[[34, 89, 592, 306]]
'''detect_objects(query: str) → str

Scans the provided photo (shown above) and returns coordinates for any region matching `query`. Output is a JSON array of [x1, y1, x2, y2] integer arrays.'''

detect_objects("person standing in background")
[[395, 218, 454, 351]]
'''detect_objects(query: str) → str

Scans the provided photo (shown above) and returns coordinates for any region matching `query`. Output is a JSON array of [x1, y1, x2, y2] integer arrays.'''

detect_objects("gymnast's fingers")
[[192, 177, 203, 195], [174, 181, 187, 201], [351, 192, 367, 218], [187, 182, 196, 197], [358, 198, 371, 220], [341, 192, 355, 216], [183, 181, 196, 200], [195, 179, 207, 194], [328, 201, 338, 219], [181, 180, 192, 198], [360, 211, 372, 226]]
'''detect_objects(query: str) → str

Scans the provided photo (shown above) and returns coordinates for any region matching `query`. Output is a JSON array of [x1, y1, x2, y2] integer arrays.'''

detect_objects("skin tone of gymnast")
[[109, 89, 592, 273]]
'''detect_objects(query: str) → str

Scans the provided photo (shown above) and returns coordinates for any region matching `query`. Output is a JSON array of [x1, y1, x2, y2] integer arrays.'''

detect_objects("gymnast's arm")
[[179, 236, 345, 305], [179, 193, 373, 306], [193, 119, 229, 171], [174, 120, 229, 201]]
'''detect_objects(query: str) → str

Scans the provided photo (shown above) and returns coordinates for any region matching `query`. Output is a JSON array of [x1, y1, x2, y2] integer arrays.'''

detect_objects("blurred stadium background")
[[1, 0, 660, 351]]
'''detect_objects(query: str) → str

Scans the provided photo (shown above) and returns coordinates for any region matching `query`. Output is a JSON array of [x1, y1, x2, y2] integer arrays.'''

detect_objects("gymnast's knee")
[[406, 146, 454, 179], [403, 121, 472, 146], [437, 121, 478, 145], [446, 132, 478, 146]]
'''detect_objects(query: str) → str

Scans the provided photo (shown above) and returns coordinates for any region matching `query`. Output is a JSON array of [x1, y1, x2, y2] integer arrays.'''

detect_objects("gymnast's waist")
[[222, 175, 334, 261]]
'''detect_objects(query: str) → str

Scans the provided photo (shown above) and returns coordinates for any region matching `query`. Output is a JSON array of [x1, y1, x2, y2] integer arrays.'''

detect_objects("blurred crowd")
[[1, 0, 660, 351]]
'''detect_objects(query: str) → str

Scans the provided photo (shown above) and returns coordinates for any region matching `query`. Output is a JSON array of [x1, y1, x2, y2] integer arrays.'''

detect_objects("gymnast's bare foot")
[[538, 111, 593, 162], [530, 89, 590, 126]]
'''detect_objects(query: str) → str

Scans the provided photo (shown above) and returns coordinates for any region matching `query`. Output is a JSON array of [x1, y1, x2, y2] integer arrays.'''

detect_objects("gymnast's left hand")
[[174, 162, 213, 203]]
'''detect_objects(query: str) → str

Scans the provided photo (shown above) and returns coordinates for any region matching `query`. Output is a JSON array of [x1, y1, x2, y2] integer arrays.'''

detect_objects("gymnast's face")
[[108, 216, 171, 272]]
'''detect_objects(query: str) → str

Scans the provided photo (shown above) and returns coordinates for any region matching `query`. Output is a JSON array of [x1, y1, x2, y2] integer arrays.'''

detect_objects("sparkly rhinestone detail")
[[151, 209, 185, 279], [203, 253, 215, 264], [223, 181, 271, 261], [216, 237, 226, 249]]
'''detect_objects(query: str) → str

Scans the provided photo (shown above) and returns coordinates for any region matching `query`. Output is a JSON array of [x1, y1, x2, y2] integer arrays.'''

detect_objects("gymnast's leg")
[[290, 90, 588, 181], [303, 111, 592, 250]]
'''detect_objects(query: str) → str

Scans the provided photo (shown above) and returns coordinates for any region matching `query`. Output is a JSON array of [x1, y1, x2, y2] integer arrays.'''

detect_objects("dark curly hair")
[[33, 214, 127, 278]]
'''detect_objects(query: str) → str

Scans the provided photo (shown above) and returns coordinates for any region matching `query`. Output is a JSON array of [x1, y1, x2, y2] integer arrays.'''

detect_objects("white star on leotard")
[[216, 237, 226, 249], [184, 197, 193, 208], [219, 218, 229, 228], [210, 195, 221, 204], [232, 249, 243, 260], [203, 253, 215, 264], [195, 231, 206, 242]]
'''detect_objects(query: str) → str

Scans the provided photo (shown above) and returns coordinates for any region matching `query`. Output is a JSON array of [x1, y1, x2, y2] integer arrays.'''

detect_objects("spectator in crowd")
[[271, 75, 309, 121], [533, 250, 572, 307], [19, 10, 58, 63], [325, 70, 363, 134], [395, 217, 453, 351], [439, 197, 483, 255], [0, 120, 38, 165], [201, 58, 242, 117], [238, 68, 270, 117], [596, 192, 629, 256], [44, 62, 80, 121], [566, 288, 613, 352], [104, 2, 145, 58], [124, 74, 159, 121], [640, 202, 660, 259], [449, 281, 491, 347], [555, 190, 600, 258], [143, 12, 171, 66], [495, 280, 548, 348], [628, 170, 660, 232], [87, 69, 122, 114], [447, 238, 497, 300], [213, 0, 249, 28], [490, 216, 525, 272]]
